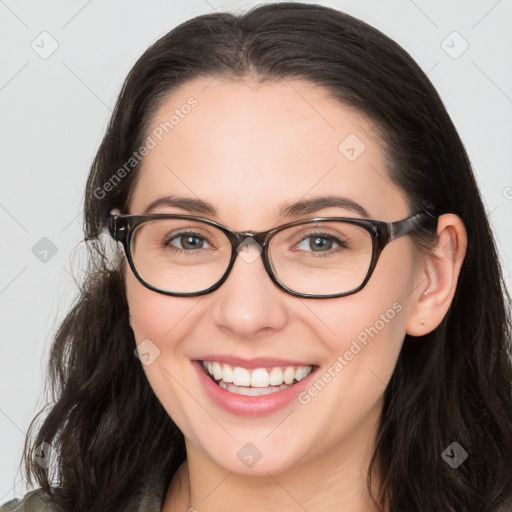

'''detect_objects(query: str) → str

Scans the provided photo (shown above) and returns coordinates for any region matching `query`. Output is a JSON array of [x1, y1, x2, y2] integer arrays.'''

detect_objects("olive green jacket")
[[0, 490, 54, 512], [0, 470, 168, 512]]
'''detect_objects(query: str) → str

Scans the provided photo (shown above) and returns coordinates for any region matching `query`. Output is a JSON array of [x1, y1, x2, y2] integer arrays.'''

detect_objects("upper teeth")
[[202, 361, 313, 387]]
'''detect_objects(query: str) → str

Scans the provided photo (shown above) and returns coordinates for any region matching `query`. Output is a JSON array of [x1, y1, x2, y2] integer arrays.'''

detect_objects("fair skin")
[[122, 77, 467, 511]]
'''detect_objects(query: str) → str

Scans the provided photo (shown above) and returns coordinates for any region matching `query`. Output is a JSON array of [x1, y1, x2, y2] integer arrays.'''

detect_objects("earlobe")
[[406, 213, 467, 337]]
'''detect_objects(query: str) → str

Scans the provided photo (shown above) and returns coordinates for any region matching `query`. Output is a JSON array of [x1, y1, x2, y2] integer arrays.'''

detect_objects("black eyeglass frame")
[[107, 211, 437, 299]]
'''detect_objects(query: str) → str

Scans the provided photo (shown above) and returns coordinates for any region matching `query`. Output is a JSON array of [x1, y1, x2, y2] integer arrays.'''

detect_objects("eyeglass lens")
[[130, 218, 374, 296]]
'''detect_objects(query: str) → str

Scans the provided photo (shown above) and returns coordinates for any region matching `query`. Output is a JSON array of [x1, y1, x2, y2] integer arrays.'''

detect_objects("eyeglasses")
[[107, 211, 437, 299]]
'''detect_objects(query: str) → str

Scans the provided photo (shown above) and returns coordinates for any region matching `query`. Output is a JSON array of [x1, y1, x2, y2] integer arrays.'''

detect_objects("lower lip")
[[192, 360, 318, 417]]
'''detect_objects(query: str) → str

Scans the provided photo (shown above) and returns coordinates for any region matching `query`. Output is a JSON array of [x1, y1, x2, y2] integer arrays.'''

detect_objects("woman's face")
[[123, 77, 424, 476]]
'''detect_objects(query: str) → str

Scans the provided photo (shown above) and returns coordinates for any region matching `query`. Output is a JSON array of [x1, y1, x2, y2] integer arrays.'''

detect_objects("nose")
[[210, 238, 289, 338]]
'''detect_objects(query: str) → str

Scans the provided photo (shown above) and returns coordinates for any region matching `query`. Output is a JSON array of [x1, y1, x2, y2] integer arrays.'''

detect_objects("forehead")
[[127, 77, 409, 226]]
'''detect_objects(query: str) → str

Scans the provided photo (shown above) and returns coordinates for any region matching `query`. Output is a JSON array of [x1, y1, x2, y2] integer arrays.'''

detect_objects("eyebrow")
[[279, 196, 370, 218], [142, 194, 370, 218]]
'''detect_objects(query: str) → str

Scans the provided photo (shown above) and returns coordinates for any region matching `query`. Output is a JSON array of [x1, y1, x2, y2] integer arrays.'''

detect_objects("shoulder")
[[0, 489, 56, 512]]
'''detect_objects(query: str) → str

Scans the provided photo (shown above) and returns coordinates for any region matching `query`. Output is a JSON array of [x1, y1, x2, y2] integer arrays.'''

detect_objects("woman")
[[2, 2, 511, 511]]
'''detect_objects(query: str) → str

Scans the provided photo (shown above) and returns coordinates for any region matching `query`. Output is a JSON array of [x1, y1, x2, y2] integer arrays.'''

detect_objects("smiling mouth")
[[199, 360, 317, 396]]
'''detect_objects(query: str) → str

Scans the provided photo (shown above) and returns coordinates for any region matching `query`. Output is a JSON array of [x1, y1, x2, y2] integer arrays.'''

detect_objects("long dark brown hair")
[[20, 3, 512, 511]]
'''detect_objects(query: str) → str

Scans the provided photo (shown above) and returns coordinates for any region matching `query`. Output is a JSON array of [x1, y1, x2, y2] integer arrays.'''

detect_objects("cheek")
[[303, 295, 406, 401], [293, 296, 407, 454], [124, 271, 192, 378], [125, 269, 193, 344], [124, 272, 200, 427], [307, 281, 410, 363], [285, 295, 407, 468], [300, 243, 415, 401]]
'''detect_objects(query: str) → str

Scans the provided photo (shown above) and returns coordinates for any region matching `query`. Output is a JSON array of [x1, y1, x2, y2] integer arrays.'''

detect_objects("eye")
[[296, 234, 336, 252], [165, 232, 211, 251], [294, 232, 348, 254]]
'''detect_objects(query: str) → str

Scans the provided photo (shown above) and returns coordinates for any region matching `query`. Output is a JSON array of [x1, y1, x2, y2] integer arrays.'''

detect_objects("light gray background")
[[1, 0, 511, 502]]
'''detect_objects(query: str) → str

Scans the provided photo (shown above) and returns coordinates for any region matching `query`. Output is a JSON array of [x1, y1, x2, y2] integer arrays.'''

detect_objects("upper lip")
[[195, 354, 317, 369]]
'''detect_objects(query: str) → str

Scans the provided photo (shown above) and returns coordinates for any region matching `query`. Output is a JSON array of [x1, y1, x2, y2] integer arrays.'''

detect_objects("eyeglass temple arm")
[[388, 211, 437, 241], [106, 208, 124, 242]]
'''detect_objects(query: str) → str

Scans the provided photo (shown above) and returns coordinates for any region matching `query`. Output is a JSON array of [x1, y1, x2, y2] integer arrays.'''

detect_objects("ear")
[[405, 213, 467, 337]]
